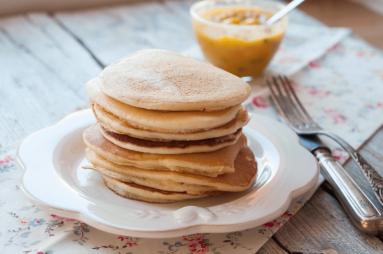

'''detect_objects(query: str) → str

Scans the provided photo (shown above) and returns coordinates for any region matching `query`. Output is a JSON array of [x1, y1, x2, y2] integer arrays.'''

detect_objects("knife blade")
[[298, 134, 383, 234], [298, 134, 329, 153]]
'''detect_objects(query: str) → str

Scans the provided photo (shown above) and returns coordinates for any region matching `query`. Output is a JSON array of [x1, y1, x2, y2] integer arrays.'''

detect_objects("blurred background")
[[0, 0, 382, 49]]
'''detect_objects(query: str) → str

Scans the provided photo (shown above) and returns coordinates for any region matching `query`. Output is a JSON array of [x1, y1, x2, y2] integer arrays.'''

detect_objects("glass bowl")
[[190, 0, 288, 77]]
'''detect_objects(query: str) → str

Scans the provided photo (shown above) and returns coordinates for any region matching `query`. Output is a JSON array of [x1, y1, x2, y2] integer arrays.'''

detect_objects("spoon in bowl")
[[266, 0, 306, 25]]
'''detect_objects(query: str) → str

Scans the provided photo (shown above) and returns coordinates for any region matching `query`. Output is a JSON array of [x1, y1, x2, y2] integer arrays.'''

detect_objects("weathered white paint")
[[0, 0, 134, 16], [55, 0, 195, 64], [0, 13, 101, 147]]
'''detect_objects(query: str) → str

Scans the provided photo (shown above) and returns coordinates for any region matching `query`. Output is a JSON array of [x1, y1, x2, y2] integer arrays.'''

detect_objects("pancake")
[[86, 163, 215, 194], [100, 125, 241, 154], [94, 103, 249, 141], [103, 176, 213, 203], [83, 125, 246, 177], [86, 146, 257, 192], [99, 49, 251, 112], [87, 78, 241, 133]]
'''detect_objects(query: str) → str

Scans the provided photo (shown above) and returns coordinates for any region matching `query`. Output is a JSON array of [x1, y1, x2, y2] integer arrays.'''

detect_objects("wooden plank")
[[0, 13, 101, 148], [54, 0, 195, 65], [300, 0, 383, 49], [257, 239, 288, 254], [272, 188, 383, 254], [0, 0, 134, 16]]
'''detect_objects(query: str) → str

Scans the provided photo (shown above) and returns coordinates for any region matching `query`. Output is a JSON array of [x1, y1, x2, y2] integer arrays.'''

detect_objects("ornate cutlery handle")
[[355, 154, 383, 201], [320, 131, 383, 205], [315, 149, 381, 234]]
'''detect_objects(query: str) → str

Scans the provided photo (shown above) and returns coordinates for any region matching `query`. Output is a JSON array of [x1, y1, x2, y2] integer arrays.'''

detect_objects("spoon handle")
[[266, 0, 305, 25]]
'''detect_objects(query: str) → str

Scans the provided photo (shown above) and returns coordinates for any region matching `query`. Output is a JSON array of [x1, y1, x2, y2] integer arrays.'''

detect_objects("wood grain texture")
[[0, 0, 136, 16], [273, 188, 383, 254], [257, 238, 288, 254], [300, 0, 383, 49], [0, 13, 100, 148], [54, 0, 195, 65], [53, 0, 323, 67]]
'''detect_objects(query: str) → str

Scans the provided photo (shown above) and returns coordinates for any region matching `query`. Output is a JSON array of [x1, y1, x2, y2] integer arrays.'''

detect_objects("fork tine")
[[266, 79, 287, 118], [274, 75, 307, 125], [280, 75, 314, 123], [267, 77, 304, 125]]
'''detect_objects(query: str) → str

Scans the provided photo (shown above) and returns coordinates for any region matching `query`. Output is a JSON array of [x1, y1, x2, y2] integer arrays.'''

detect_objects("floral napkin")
[[2, 10, 383, 254]]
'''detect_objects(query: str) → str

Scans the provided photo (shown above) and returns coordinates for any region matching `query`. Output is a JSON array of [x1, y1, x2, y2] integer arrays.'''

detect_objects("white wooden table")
[[2, 0, 383, 253]]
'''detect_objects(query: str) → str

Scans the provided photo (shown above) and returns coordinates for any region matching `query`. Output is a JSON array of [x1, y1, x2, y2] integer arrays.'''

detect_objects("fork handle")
[[320, 131, 383, 205]]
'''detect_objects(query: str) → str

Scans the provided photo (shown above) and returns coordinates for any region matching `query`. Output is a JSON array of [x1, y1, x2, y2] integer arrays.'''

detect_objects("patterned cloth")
[[2, 10, 383, 254]]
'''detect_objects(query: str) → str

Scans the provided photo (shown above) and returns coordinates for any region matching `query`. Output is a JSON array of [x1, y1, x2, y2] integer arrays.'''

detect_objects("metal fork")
[[267, 75, 383, 205]]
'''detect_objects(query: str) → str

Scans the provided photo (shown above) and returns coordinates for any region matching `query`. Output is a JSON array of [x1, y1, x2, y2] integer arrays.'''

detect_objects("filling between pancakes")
[[101, 126, 242, 148]]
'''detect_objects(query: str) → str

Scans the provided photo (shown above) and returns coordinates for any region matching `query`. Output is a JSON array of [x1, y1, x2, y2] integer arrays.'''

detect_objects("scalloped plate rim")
[[17, 109, 319, 238]]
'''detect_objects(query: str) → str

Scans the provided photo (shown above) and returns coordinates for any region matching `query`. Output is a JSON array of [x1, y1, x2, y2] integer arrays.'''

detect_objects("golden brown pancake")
[[99, 49, 251, 111], [86, 146, 257, 192], [87, 164, 215, 194], [102, 127, 241, 148], [93, 103, 249, 141], [100, 125, 241, 154], [103, 176, 214, 203], [83, 125, 246, 177]]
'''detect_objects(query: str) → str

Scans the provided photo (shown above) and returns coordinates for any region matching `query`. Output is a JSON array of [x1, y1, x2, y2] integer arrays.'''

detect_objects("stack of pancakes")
[[83, 49, 257, 203]]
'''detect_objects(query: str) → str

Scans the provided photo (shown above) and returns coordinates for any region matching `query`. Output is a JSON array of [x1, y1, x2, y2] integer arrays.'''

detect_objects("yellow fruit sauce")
[[192, 6, 286, 77]]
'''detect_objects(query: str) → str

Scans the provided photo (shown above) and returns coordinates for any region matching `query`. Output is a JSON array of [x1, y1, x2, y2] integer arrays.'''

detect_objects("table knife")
[[299, 134, 383, 234]]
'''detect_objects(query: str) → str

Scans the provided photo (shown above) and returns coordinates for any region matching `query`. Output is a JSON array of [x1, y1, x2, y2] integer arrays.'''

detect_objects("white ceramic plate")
[[18, 109, 318, 238]]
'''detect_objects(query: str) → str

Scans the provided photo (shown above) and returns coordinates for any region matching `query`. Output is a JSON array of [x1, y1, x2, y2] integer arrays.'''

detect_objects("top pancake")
[[99, 49, 251, 111]]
